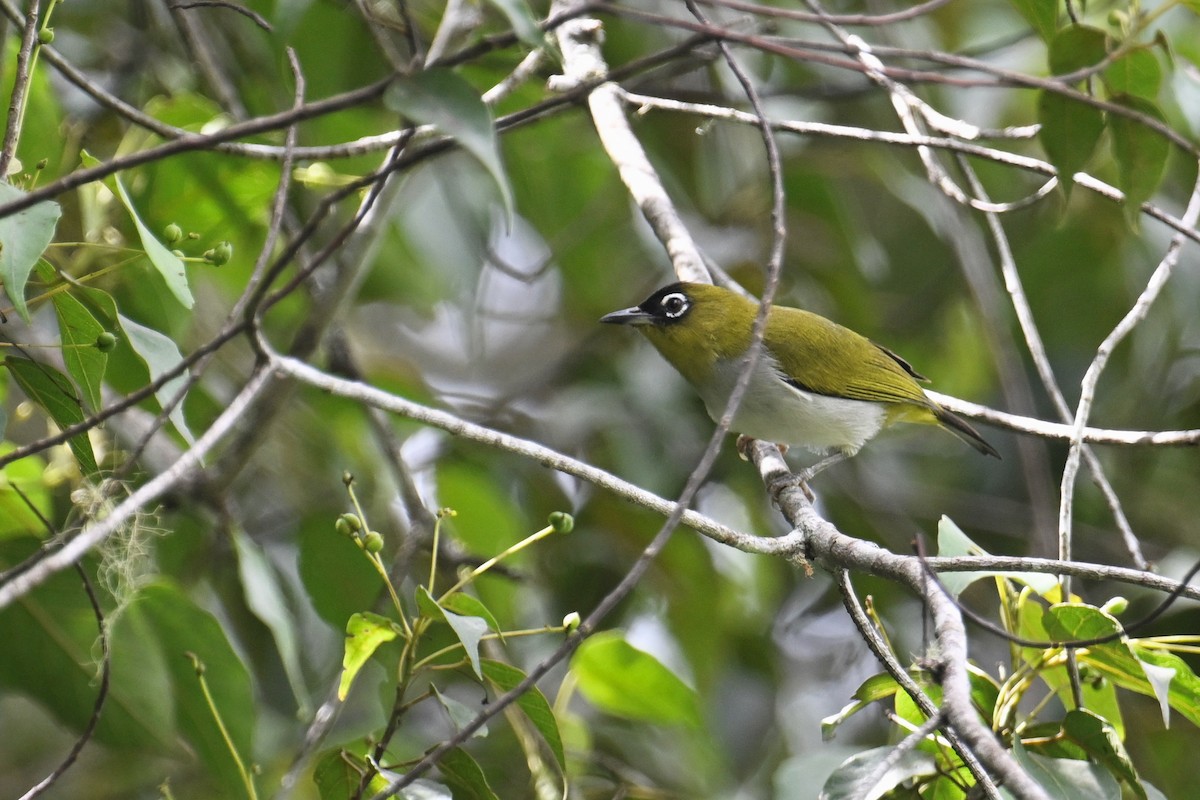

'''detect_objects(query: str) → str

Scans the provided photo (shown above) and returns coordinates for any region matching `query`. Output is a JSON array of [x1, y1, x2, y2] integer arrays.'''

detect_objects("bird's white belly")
[[699, 355, 887, 454]]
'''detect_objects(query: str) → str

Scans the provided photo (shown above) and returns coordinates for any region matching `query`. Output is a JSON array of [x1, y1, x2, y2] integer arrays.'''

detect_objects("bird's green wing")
[[766, 308, 931, 406]]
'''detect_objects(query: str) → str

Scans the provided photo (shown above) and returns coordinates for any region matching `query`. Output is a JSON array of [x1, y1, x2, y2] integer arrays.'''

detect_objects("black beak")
[[600, 306, 652, 326]]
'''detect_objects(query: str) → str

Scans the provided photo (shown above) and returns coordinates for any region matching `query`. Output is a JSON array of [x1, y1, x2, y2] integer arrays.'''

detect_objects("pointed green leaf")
[[1103, 50, 1162, 99], [110, 176, 193, 308], [135, 582, 255, 797], [433, 685, 489, 737], [384, 69, 514, 222], [6, 357, 97, 475], [1010, 0, 1059, 41], [231, 528, 310, 717], [481, 659, 565, 769], [936, 516, 1059, 596], [339, 611, 399, 700], [1043, 604, 1200, 727], [1108, 94, 1170, 227], [0, 182, 61, 323], [1037, 91, 1105, 196], [437, 746, 500, 800], [820, 746, 939, 800], [571, 630, 701, 727], [1139, 656, 1175, 727], [49, 282, 108, 412], [443, 609, 488, 679], [1062, 709, 1145, 800], [313, 748, 393, 799], [1014, 740, 1121, 800], [118, 313, 195, 444], [441, 592, 503, 639], [1048, 25, 1109, 76]]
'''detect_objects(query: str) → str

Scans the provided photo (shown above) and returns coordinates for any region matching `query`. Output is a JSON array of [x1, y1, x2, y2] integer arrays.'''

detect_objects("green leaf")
[[481, 0, 542, 48], [0, 182, 61, 323], [441, 592, 503, 639], [231, 528, 310, 717], [437, 746, 500, 800], [417, 585, 488, 678], [384, 69, 514, 222], [0, 540, 174, 751], [1037, 91, 1105, 195], [135, 582, 256, 797], [1062, 709, 1145, 800], [1048, 25, 1108, 76], [110, 175, 194, 309], [1043, 604, 1200, 727], [1014, 740, 1121, 800], [1010, 0, 1059, 41], [443, 609, 488, 679], [820, 746, 939, 800], [6, 357, 98, 475], [313, 748, 394, 800], [571, 630, 702, 727], [339, 611, 399, 700], [480, 659, 565, 769], [1108, 94, 1170, 227], [1103, 50, 1163, 99], [822, 673, 901, 740], [1038, 25, 1108, 197], [433, 685, 489, 738], [936, 516, 1059, 596], [118, 313, 195, 445], [49, 280, 108, 412], [0, 444, 48, 538], [1138, 655, 1175, 727]]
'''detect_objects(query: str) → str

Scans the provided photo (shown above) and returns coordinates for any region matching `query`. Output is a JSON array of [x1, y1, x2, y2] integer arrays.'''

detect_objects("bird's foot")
[[736, 435, 788, 461], [767, 470, 816, 504]]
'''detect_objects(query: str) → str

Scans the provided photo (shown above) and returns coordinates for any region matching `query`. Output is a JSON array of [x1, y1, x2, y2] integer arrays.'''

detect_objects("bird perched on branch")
[[602, 282, 998, 481]]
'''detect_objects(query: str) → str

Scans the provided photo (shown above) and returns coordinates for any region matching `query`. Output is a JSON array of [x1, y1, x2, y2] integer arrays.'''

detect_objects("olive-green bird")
[[602, 282, 998, 476]]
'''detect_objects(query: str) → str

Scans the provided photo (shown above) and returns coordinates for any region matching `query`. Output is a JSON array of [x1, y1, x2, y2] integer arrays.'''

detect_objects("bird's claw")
[[767, 470, 815, 503]]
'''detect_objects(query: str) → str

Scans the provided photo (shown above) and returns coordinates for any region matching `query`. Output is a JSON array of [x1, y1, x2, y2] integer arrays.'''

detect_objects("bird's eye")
[[660, 292, 689, 318]]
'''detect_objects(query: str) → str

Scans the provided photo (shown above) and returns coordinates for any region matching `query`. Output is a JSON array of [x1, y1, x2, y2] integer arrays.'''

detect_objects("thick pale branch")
[[551, 12, 709, 283], [747, 440, 1049, 800]]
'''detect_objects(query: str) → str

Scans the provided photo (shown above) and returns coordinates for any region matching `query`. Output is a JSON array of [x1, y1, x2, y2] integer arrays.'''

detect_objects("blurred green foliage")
[[0, 0, 1198, 798]]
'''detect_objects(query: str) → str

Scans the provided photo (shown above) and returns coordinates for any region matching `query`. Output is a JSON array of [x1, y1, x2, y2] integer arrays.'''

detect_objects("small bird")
[[601, 282, 998, 480]]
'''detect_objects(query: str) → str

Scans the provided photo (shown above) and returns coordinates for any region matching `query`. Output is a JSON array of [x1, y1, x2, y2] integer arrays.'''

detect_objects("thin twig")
[[0, 0, 41, 177]]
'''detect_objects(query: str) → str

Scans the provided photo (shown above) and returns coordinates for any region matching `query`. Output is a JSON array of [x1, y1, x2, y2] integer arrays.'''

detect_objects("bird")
[[601, 281, 998, 481]]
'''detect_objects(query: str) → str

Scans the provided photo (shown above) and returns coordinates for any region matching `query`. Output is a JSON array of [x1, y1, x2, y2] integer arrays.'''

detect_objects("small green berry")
[[164, 223, 183, 244], [337, 512, 362, 534], [37, 28, 53, 44], [206, 240, 233, 266], [95, 331, 118, 352], [549, 512, 574, 534], [364, 531, 384, 553], [1101, 596, 1128, 616]]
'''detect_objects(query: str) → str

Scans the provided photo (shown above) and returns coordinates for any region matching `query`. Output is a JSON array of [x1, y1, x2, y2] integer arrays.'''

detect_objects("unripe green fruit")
[[95, 332, 118, 352], [364, 531, 384, 553]]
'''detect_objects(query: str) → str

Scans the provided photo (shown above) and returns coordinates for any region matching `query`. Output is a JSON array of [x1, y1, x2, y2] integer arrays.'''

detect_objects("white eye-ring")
[[660, 292, 689, 318]]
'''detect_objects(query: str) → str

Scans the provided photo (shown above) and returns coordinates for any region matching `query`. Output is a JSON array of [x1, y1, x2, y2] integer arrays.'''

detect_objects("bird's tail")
[[933, 405, 1000, 458]]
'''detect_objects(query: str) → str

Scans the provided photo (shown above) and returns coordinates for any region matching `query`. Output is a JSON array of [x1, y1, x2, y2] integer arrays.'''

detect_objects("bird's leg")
[[796, 451, 849, 484], [766, 450, 850, 504], [736, 435, 788, 461]]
